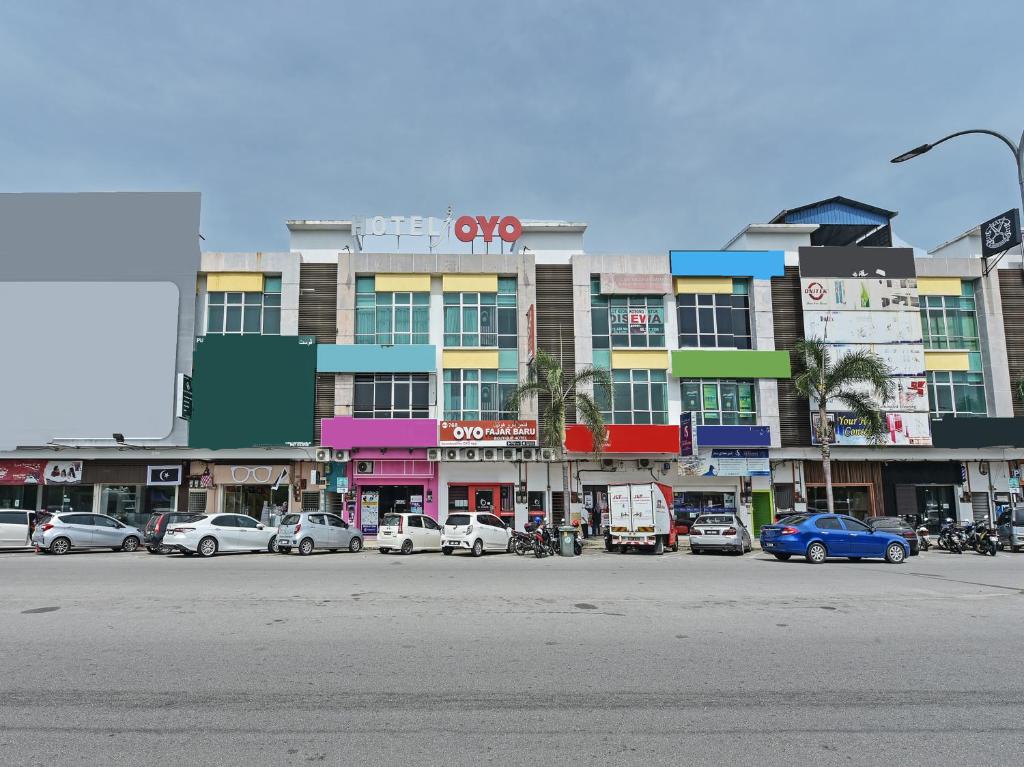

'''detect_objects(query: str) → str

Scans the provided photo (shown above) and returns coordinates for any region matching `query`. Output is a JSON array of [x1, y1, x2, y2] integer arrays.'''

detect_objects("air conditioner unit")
[[499, 448, 517, 462], [601, 458, 617, 469], [540, 448, 557, 461], [314, 447, 333, 462], [520, 448, 536, 461], [461, 448, 480, 461], [333, 449, 350, 463], [442, 447, 461, 461], [637, 458, 652, 469], [355, 460, 375, 475], [426, 448, 442, 462], [481, 448, 498, 461]]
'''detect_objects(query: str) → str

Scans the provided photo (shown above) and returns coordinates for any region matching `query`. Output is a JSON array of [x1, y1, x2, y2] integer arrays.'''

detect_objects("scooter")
[[974, 519, 998, 556], [938, 519, 962, 554], [916, 523, 931, 552]]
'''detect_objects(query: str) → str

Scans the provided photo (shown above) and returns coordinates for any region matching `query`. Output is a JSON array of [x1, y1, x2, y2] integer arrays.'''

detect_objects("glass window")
[[235, 515, 259, 528], [407, 515, 423, 528], [679, 380, 757, 425], [590, 280, 666, 349], [444, 370, 517, 420], [926, 371, 986, 418], [206, 280, 282, 336], [353, 374, 431, 418], [920, 281, 980, 352], [444, 285, 517, 348], [211, 515, 238, 527], [814, 516, 842, 530], [355, 279, 430, 345], [596, 369, 668, 425], [841, 517, 871, 532], [676, 286, 751, 349]]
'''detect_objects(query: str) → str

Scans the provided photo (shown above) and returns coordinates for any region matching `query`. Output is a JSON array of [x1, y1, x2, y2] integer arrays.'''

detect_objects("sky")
[[1, 0, 1021, 255]]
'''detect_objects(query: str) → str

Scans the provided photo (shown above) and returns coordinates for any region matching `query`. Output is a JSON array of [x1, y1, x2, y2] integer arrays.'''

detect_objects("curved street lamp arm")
[[927, 129, 1021, 167]]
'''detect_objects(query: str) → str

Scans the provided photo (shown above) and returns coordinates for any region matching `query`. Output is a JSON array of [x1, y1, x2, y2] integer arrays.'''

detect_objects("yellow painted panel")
[[443, 349, 500, 369], [917, 277, 962, 296], [376, 273, 431, 292], [611, 349, 669, 369], [924, 351, 970, 371], [442, 274, 498, 293], [207, 273, 264, 292], [674, 277, 733, 294]]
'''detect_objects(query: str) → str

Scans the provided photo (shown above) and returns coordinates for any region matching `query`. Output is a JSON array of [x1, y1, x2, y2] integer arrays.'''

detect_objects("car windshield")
[[381, 515, 402, 527], [446, 514, 471, 527], [775, 515, 808, 526], [695, 515, 734, 526], [869, 518, 899, 528], [280, 514, 300, 526]]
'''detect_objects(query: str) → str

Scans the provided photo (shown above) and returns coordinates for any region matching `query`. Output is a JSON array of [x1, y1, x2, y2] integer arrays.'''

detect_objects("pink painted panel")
[[320, 417, 438, 449]]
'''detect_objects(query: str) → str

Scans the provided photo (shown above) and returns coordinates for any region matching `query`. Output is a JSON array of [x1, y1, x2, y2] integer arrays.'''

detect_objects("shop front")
[[803, 460, 883, 520], [0, 460, 46, 511], [197, 463, 292, 523], [881, 460, 962, 532], [83, 462, 184, 528]]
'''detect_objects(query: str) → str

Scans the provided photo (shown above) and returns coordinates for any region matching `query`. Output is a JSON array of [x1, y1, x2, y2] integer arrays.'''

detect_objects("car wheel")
[[506, 537, 515, 554], [197, 536, 218, 558], [773, 553, 791, 561], [349, 537, 363, 553], [379, 547, 390, 554], [805, 542, 827, 564], [671, 540, 679, 552], [267, 536, 279, 554], [442, 547, 453, 555], [471, 539, 484, 557], [146, 546, 160, 554], [299, 538, 315, 556], [49, 537, 71, 555], [653, 537, 665, 555], [618, 545, 627, 554], [690, 546, 700, 555], [604, 537, 613, 552], [885, 542, 906, 564], [121, 536, 140, 553], [400, 539, 414, 555]]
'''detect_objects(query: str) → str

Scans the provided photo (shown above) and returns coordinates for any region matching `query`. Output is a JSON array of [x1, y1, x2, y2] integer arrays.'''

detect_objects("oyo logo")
[[451, 425, 485, 440], [804, 282, 827, 301], [454, 215, 522, 243]]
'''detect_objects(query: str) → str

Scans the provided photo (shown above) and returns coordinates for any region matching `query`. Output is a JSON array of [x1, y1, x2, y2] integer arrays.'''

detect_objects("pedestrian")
[[579, 512, 588, 539]]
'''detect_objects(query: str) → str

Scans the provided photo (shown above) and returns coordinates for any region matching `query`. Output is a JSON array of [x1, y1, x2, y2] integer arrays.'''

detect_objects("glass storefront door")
[[42, 485, 94, 514], [916, 485, 955, 533], [0, 485, 39, 510], [223, 485, 289, 522]]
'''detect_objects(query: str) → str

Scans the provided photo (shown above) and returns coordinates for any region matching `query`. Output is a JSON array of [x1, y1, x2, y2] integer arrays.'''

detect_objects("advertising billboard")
[[828, 344, 926, 376], [811, 377, 929, 413], [798, 246, 916, 279], [810, 412, 932, 446], [803, 310, 923, 344], [439, 420, 538, 447], [801, 277, 920, 312]]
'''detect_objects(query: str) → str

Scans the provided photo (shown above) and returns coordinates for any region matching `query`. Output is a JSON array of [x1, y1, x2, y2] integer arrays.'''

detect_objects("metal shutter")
[[971, 492, 990, 522], [299, 263, 338, 343], [771, 266, 811, 447], [535, 265, 577, 429], [326, 493, 344, 513], [894, 484, 917, 518], [998, 270, 1024, 416], [314, 374, 335, 446], [301, 491, 321, 512], [187, 491, 208, 513]]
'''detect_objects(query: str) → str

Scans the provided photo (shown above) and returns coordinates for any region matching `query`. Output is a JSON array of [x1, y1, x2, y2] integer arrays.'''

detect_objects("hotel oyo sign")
[[454, 215, 522, 243], [440, 420, 538, 447]]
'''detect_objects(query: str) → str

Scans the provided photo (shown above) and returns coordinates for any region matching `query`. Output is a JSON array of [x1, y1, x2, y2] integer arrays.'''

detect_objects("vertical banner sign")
[[980, 209, 1021, 258], [361, 490, 379, 536], [679, 412, 694, 456], [176, 373, 193, 421], [526, 305, 536, 362]]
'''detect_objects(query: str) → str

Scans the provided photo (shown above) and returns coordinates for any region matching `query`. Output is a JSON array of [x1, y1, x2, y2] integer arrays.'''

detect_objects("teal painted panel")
[[592, 349, 611, 370], [498, 349, 518, 371], [317, 344, 437, 373], [190, 335, 316, 448]]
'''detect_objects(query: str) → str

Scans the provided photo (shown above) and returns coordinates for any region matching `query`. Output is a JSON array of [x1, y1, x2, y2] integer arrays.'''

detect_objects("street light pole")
[[891, 126, 1024, 231]]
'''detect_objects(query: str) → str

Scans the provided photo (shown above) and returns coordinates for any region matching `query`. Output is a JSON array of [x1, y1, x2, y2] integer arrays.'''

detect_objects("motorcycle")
[[938, 519, 962, 554], [974, 519, 998, 556], [916, 523, 931, 552], [511, 529, 533, 556], [529, 524, 557, 558]]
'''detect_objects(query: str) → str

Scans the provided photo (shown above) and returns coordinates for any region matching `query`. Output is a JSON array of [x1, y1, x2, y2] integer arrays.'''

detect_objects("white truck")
[[605, 482, 678, 554]]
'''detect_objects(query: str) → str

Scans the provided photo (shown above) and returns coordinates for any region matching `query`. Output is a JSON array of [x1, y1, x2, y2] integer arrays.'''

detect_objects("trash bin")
[[558, 526, 577, 557]]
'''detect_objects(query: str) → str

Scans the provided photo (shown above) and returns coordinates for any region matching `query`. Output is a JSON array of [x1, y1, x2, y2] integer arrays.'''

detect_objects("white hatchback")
[[441, 512, 512, 557], [377, 513, 442, 555]]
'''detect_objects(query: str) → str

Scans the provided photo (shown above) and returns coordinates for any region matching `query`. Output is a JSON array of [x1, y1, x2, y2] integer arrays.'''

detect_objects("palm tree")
[[507, 349, 612, 524], [793, 339, 894, 514]]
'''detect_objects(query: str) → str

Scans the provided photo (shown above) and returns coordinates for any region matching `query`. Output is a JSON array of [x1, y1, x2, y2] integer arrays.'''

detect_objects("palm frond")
[[568, 365, 612, 399], [825, 349, 894, 403], [832, 390, 888, 444], [792, 338, 828, 400], [574, 391, 607, 453]]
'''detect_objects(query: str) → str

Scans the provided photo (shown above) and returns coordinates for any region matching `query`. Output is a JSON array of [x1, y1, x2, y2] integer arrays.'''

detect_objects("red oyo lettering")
[[453, 215, 522, 243]]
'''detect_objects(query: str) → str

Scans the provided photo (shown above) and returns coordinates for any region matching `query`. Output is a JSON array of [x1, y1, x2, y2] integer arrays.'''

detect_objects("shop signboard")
[[811, 377, 929, 413], [212, 465, 291, 486], [44, 461, 82, 484], [146, 465, 182, 486], [801, 278, 919, 312], [980, 208, 1021, 258], [361, 490, 379, 536], [565, 424, 680, 454], [810, 412, 932, 446], [680, 449, 769, 477], [0, 460, 45, 485], [828, 344, 926, 376], [176, 373, 193, 421], [679, 412, 694, 456], [439, 420, 538, 447], [599, 273, 672, 295], [610, 305, 665, 336], [803, 310, 923, 344]]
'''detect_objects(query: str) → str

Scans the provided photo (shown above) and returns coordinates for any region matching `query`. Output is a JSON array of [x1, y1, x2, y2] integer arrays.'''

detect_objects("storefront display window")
[[807, 486, 873, 519], [673, 491, 737, 527], [42, 485, 94, 513], [223, 485, 289, 522], [0, 485, 39, 510], [100, 485, 177, 528]]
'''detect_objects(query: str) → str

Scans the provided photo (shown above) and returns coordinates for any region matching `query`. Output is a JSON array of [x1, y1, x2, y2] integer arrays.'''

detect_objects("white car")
[[163, 513, 278, 558], [378, 512, 442, 554], [441, 512, 512, 557], [0, 509, 34, 547]]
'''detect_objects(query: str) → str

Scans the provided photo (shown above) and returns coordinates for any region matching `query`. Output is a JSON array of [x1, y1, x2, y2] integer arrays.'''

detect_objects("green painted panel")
[[752, 490, 773, 536], [189, 335, 316, 448], [670, 349, 791, 379]]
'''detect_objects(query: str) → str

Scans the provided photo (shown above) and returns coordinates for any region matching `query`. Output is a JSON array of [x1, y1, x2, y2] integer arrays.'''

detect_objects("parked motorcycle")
[[530, 525, 557, 558], [916, 523, 931, 552], [511, 529, 533, 556], [938, 519, 962, 554], [974, 519, 998, 556]]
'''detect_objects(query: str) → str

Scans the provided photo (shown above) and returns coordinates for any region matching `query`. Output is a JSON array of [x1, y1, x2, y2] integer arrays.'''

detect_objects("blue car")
[[760, 513, 909, 564]]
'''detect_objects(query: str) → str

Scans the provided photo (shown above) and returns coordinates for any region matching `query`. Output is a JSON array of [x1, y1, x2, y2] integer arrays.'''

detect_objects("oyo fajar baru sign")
[[454, 216, 522, 243], [440, 419, 537, 446]]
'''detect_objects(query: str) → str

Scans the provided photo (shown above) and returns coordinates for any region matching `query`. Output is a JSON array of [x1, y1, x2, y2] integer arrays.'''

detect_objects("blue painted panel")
[[696, 424, 771, 448], [317, 344, 437, 373], [784, 201, 888, 227], [669, 251, 785, 279]]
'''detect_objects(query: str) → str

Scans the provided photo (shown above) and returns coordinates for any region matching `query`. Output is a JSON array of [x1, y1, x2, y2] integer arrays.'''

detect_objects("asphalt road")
[[1, 545, 1022, 766]]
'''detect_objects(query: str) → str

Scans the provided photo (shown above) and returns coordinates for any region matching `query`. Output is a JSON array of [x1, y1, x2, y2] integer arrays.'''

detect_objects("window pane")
[[207, 305, 224, 333], [225, 306, 242, 333], [702, 384, 719, 411], [243, 306, 261, 333]]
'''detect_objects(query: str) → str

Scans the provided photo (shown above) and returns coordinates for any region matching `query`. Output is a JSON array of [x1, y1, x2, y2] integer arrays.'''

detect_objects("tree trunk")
[[819, 403, 835, 514], [561, 456, 571, 534]]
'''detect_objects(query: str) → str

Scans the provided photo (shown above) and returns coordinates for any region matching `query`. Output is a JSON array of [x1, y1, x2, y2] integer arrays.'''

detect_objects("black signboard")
[[798, 246, 916, 279], [980, 208, 1022, 259]]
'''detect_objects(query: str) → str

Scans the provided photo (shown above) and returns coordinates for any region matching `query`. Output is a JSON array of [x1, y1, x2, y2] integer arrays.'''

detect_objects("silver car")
[[32, 512, 142, 555], [276, 512, 363, 555], [689, 513, 752, 555]]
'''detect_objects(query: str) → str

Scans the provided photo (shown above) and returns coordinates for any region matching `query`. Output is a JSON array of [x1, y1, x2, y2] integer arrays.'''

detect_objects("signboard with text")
[[439, 420, 538, 447], [811, 412, 932, 446]]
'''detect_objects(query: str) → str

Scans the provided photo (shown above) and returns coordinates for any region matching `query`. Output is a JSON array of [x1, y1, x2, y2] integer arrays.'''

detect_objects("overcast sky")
[[1, 1, 1020, 254]]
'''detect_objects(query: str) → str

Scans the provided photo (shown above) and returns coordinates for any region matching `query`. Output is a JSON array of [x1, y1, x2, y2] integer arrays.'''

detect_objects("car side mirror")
[[257, 524, 264, 530]]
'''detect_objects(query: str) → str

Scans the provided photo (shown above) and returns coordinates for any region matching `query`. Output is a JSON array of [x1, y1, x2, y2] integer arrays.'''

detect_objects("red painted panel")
[[564, 424, 680, 454]]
